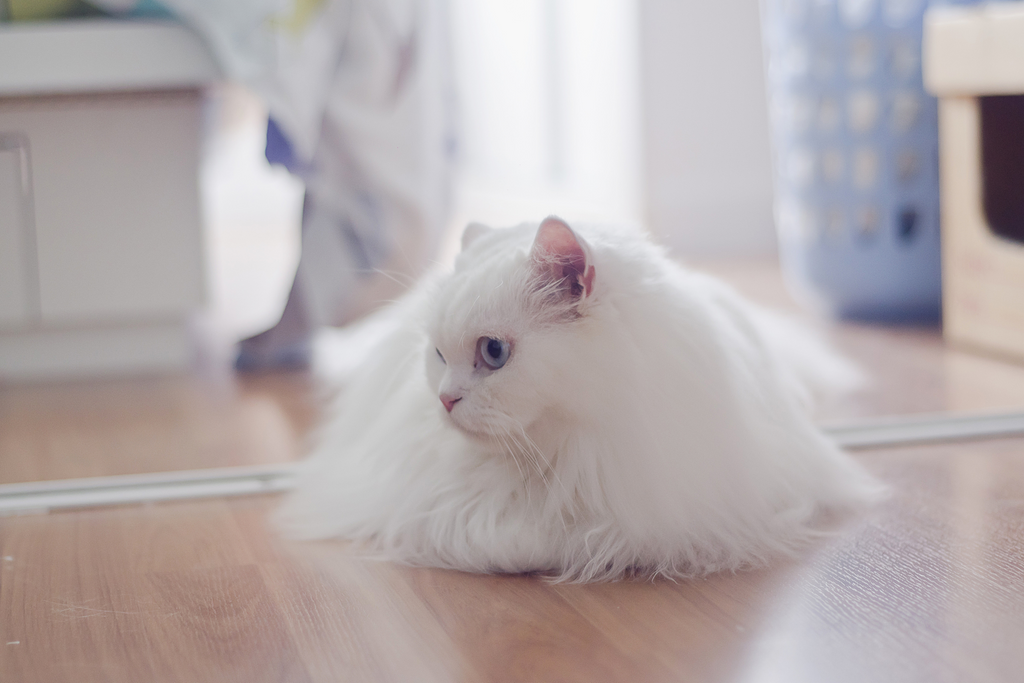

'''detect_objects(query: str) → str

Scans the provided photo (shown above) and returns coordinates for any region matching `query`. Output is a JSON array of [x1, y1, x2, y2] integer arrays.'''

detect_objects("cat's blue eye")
[[436, 348, 446, 364], [478, 337, 510, 369]]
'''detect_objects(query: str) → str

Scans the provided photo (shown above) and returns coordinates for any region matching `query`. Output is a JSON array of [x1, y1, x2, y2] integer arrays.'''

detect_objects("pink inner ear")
[[531, 217, 595, 297]]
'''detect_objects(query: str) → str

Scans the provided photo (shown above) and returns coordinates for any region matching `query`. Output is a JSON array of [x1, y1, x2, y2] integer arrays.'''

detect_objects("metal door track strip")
[[823, 410, 1024, 449], [2, 411, 1024, 515]]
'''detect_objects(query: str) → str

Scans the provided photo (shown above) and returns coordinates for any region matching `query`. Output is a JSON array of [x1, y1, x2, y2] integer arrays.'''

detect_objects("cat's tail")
[[311, 271, 440, 387], [749, 305, 867, 406], [312, 302, 406, 385]]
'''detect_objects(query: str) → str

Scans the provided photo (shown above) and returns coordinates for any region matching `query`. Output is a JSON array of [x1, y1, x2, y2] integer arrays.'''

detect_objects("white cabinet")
[[0, 19, 220, 379], [5, 92, 206, 323], [0, 135, 34, 326]]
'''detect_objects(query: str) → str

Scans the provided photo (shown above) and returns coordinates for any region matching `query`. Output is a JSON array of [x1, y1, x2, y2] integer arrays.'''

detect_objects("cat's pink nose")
[[440, 394, 462, 412]]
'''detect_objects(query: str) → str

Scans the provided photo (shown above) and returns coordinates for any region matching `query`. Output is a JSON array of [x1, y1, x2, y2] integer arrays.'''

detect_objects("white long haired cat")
[[277, 217, 881, 582]]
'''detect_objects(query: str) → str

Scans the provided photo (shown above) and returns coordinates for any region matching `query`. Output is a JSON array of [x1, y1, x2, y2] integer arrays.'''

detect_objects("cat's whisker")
[[514, 432, 547, 487], [497, 424, 538, 480], [488, 426, 516, 483], [368, 267, 419, 288], [491, 426, 533, 507], [505, 424, 571, 535], [491, 426, 523, 478], [513, 421, 571, 501], [499, 424, 565, 533]]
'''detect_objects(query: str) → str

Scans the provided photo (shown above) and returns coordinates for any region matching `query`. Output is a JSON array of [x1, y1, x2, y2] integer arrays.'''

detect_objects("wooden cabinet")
[[925, 4, 1024, 363]]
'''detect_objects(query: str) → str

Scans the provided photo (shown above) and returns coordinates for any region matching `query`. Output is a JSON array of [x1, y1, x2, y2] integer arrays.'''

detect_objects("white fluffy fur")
[[276, 218, 882, 582]]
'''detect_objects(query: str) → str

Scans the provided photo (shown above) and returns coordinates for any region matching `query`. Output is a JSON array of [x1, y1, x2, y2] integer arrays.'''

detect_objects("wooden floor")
[[3, 439, 1024, 682], [3, 261, 1024, 681], [0, 371, 319, 485]]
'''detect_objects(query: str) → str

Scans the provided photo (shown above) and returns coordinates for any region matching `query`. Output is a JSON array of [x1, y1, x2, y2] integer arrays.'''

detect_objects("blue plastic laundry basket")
[[761, 0, 985, 321]]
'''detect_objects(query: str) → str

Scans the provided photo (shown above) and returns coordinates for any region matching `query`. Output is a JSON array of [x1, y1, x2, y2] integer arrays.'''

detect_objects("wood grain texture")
[[0, 371, 318, 484], [3, 439, 1024, 682]]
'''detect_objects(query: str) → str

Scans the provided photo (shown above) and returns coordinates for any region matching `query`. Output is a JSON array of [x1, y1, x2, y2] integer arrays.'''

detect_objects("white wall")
[[448, 0, 643, 231], [446, 0, 776, 258], [639, 0, 777, 257]]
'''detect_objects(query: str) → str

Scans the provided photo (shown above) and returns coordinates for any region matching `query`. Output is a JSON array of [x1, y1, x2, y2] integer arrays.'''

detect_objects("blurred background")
[[197, 0, 778, 348], [5, 0, 1024, 493], [0, 0, 778, 375], [204, 0, 775, 343]]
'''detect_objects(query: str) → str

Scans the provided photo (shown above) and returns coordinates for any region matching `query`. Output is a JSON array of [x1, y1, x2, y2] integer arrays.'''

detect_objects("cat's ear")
[[460, 222, 491, 251], [530, 216, 596, 299]]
